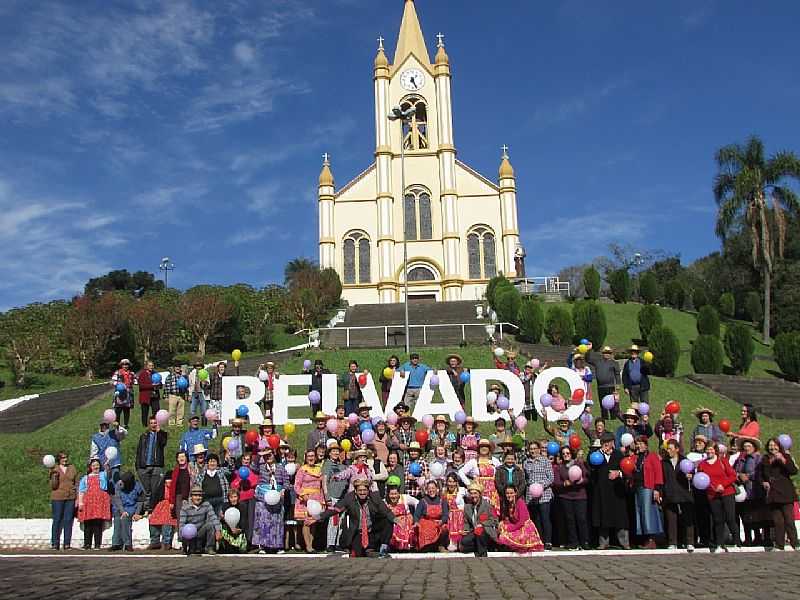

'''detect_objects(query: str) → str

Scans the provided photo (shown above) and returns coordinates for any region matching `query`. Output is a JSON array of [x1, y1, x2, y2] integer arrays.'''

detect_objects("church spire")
[[319, 153, 334, 187], [499, 145, 515, 179], [393, 0, 431, 65]]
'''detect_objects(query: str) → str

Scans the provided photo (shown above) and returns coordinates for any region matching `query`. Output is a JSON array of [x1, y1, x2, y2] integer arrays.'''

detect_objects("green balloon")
[[198, 368, 209, 381]]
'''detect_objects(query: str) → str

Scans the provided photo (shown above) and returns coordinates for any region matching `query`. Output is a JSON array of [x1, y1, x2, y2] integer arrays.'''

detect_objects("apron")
[[417, 501, 446, 549]]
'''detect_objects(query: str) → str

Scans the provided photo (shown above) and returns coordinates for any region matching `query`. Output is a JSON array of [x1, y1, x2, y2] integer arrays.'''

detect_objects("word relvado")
[[220, 367, 586, 425]]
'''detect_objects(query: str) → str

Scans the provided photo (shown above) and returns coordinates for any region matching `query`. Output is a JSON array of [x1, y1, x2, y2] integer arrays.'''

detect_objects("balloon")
[[221, 437, 231, 450], [307, 499, 322, 518], [326, 438, 338, 448], [531, 359, 540, 369], [620, 456, 636, 476], [383, 367, 394, 380], [198, 369, 209, 382], [459, 371, 470, 384], [589, 451, 604, 466], [719, 419, 731, 433], [115, 383, 127, 394], [224, 506, 241, 529], [151, 372, 162, 385], [103, 409, 116, 424], [577, 344, 588, 355], [284, 463, 297, 476], [267, 434, 281, 450], [326, 419, 338, 434], [497, 396, 510, 410], [494, 347, 505, 357], [42, 454, 56, 468], [580, 413, 594, 429], [348, 413, 359, 425], [778, 434, 793, 450], [205, 408, 218, 421], [422, 415, 434, 428], [454, 410, 467, 425], [601, 395, 616, 410], [415, 429, 429, 445], [359, 420, 373, 432], [181, 524, 197, 540], [665, 401, 681, 415], [177, 376, 189, 390], [155, 409, 169, 425], [540, 394, 553, 408], [718, 444, 727, 455], [571, 389, 585, 403], [231, 349, 242, 361], [620, 433, 634, 447], [284, 422, 296, 435], [258, 439, 268, 451], [104, 447, 118, 461], [514, 415, 527, 431], [679, 459, 695, 474], [569, 434, 581, 450], [638, 402, 650, 416], [258, 370, 269, 382], [361, 429, 376, 444], [429, 374, 440, 387], [409, 462, 422, 477], [387, 413, 398, 426], [265, 490, 281, 506], [580, 338, 590, 345], [227, 438, 240, 453], [308, 390, 321, 405], [546, 441, 560, 456], [568, 465, 583, 482], [340, 439, 352, 452], [371, 415, 384, 426], [358, 374, 368, 387], [430, 462, 445, 478], [244, 431, 259, 446], [734, 485, 747, 503], [583, 372, 593, 383], [486, 391, 498, 404], [643, 351, 654, 363], [692, 472, 710, 490], [303, 359, 312, 370], [528, 483, 544, 498], [235, 466, 250, 481], [236, 404, 249, 417]]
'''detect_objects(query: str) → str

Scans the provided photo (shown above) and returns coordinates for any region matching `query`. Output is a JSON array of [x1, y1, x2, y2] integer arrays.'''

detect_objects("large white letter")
[[222, 376, 265, 425], [411, 370, 463, 420], [357, 373, 386, 418], [383, 374, 409, 415], [273, 374, 314, 425], [531, 367, 586, 422], [321, 374, 338, 416], [468, 369, 525, 422]]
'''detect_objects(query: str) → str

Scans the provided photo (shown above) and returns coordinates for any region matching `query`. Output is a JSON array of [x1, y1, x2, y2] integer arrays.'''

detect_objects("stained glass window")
[[467, 233, 481, 279], [343, 238, 356, 284], [407, 266, 435, 281], [419, 193, 432, 240], [358, 238, 370, 283], [483, 233, 496, 278], [404, 194, 417, 241]]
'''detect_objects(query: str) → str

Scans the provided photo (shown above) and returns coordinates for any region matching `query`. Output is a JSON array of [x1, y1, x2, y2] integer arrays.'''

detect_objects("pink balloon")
[[326, 418, 339, 434], [568, 465, 583, 482], [514, 415, 527, 430], [531, 359, 540, 369], [155, 409, 169, 425], [387, 413, 398, 426], [348, 413, 359, 425], [422, 415, 434, 428], [528, 483, 543, 499], [205, 408, 217, 421], [103, 409, 116, 424]]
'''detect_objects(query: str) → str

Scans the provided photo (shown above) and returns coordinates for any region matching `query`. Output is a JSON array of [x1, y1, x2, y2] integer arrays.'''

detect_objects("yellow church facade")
[[318, 0, 521, 305]]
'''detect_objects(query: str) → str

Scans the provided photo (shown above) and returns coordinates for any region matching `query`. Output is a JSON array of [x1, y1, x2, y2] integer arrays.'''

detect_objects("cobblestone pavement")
[[0, 552, 798, 600]]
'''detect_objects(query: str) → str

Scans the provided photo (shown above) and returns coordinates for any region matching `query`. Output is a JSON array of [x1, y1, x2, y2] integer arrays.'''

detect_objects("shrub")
[[544, 305, 574, 346], [572, 300, 607, 347], [744, 291, 762, 326], [486, 275, 513, 309], [648, 325, 680, 377], [583, 266, 601, 300], [494, 286, 521, 324], [718, 292, 735, 318], [774, 332, 800, 381], [639, 272, 660, 305], [637, 304, 662, 344], [697, 305, 720, 337], [517, 298, 544, 343], [664, 279, 686, 309], [724, 323, 755, 375], [691, 334, 724, 374], [692, 287, 709, 310], [607, 269, 632, 304]]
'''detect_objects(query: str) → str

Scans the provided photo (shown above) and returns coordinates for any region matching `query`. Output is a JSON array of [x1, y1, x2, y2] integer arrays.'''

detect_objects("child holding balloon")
[[218, 488, 248, 553]]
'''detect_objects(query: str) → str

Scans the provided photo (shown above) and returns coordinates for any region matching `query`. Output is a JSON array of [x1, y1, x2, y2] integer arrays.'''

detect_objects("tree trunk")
[[197, 335, 207, 359], [143, 349, 149, 365], [15, 360, 26, 387], [762, 265, 771, 344], [84, 368, 94, 380]]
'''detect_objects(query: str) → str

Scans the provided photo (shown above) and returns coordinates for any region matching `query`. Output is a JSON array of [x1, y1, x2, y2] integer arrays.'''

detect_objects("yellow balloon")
[[578, 344, 588, 354], [643, 351, 654, 363], [284, 422, 296, 435], [340, 439, 352, 452], [383, 367, 394, 379], [221, 436, 231, 450], [231, 349, 242, 361]]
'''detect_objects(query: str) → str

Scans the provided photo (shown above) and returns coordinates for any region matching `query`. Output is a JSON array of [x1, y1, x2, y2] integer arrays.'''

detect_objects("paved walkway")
[[0, 551, 798, 599]]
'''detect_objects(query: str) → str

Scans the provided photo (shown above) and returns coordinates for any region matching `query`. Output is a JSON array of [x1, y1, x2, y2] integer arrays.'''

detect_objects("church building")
[[318, 0, 522, 305]]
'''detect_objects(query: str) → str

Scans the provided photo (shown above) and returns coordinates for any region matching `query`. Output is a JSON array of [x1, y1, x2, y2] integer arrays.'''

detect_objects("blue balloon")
[[589, 451, 604, 466], [115, 383, 127, 393], [459, 371, 470, 384], [151, 373, 162, 385], [409, 462, 422, 477], [580, 338, 589, 345], [177, 376, 189, 390], [359, 420, 373, 432], [584, 372, 593, 382], [238, 466, 251, 479], [236, 404, 249, 417], [546, 441, 560, 456]]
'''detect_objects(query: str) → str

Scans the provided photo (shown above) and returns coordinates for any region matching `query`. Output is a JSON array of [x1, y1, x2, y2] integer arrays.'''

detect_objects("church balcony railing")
[[514, 277, 570, 297], [316, 322, 518, 349]]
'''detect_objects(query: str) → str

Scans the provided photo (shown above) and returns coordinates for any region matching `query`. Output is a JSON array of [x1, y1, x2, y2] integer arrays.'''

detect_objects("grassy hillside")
[[2, 345, 797, 517]]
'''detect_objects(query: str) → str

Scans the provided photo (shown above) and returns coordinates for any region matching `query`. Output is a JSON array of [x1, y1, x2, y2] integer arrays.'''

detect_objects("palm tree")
[[713, 135, 800, 343], [284, 257, 317, 286]]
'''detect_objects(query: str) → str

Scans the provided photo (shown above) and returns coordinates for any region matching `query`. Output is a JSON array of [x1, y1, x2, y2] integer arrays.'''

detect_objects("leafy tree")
[[647, 325, 680, 377], [639, 272, 660, 304], [774, 332, 800, 381], [772, 261, 800, 336], [744, 291, 762, 327], [583, 266, 601, 300], [64, 293, 129, 379], [0, 301, 69, 386], [724, 323, 755, 375], [572, 300, 607, 346], [285, 266, 342, 330], [691, 334, 725, 374], [84, 269, 164, 297], [648, 257, 683, 283], [718, 292, 735, 318], [181, 286, 233, 358], [607, 268, 632, 303], [544, 305, 573, 346], [664, 279, 687, 309], [127, 293, 179, 365], [697, 305, 721, 337], [637, 305, 662, 344], [517, 298, 544, 343], [284, 258, 317, 286], [713, 135, 800, 343], [692, 287, 709, 310]]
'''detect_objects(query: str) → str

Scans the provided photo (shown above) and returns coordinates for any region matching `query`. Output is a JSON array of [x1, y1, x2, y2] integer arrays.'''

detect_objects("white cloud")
[[132, 183, 208, 209], [246, 182, 282, 213], [531, 77, 631, 126], [524, 213, 647, 246], [233, 41, 257, 65], [226, 228, 270, 246]]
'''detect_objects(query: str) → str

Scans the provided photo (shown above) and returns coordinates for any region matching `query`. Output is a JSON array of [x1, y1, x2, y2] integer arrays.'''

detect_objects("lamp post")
[[159, 257, 175, 289], [389, 105, 416, 355]]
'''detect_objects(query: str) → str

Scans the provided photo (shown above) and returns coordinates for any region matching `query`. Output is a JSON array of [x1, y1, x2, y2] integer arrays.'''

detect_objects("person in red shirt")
[[631, 436, 664, 549], [729, 403, 760, 444], [697, 443, 739, 552]]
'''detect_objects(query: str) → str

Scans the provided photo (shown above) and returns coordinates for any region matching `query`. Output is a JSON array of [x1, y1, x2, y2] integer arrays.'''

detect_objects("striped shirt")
[[523, 456, 554, 503]]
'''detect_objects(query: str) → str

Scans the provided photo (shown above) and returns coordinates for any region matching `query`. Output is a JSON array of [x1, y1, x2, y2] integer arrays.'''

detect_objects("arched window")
[[400, 96, 428, 150], [407, 266, 436, 282], [466, 226, 496, 279], [342, 231, 371, 284], [404, 187, 433, 241]]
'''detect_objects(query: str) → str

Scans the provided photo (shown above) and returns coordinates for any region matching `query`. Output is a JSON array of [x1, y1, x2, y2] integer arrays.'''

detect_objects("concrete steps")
[[686, 374, 800, 420], [0, 384, 108, 433]]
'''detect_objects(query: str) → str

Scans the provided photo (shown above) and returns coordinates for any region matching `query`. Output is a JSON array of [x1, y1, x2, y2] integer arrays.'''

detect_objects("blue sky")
[[1, 0, 799, 310]]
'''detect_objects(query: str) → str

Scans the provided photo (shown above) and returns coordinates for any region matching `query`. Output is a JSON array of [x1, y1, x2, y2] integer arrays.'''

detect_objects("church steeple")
[[393, 0, 430, 65]]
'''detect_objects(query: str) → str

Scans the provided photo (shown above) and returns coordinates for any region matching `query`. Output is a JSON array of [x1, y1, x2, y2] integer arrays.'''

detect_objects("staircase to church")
[[686, 374, 800, 420]]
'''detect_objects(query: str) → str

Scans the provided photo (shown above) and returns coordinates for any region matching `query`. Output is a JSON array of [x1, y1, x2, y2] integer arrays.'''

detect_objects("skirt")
[[149, 499, 176, 527], [251, 500, 285, 549], [635, 488, 664, 536], [391, 513, 415, 551], [448, 508, 465, 545], [497, 519, 544, 552]]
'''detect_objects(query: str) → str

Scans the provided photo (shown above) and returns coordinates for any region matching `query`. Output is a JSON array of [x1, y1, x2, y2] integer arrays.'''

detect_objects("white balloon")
[[104, 447, 118, 461], [493, 347, 505, 357], [284, 463, 297, 476], [486, 391, 498, 404], [734, 486, 748, 503], [258, 370, 269, 382], [42, 454, 56, 469], [224, 507, 240, 529], [429, 462, 445, 478], [307, 499, 322, 518], [265, 490, 281, 506], [620, 433, 634, 447], [326, 438, 338, 448]]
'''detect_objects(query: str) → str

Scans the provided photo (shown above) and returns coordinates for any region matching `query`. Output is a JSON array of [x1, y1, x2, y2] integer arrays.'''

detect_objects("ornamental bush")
[[583, 266, 601, 300], [691, 334, 724, 374], [697, 305, 721, 337], [774, 332, 800, 382], [744, 291, 762, 327], [639, 272, 660, 305], [664, 279, 686, 310], [494, 286, 521, 325], [637, 304, 662, 344], [544, 305, 574, 346], [572, 300, 607, 347], [718, 292, 735, 319], [692, 287, 709, 310], [647, 325, 680, 377], [608, 269, 632, 304], [486, 275, 513, 309], [724, 322, 755, 375], [517, 298, 544, 343]]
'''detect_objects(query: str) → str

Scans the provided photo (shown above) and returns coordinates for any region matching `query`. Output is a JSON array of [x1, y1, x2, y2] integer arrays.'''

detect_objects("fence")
[[317, 322, 518, 348]]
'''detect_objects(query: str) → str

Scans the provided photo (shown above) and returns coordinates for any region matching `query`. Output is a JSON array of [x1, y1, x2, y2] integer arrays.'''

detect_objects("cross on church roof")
[[436, 32, 445, 48], [377, 36, 384, 50], [501, 145, 509, 159], [322, 152, 330, 165]]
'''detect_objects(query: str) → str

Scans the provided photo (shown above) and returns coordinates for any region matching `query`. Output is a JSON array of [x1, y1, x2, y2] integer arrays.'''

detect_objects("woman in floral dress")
[[458, 439, 501, 514], [293, 449, 325, 552], [497, 484, 544, 552], [385, 477, 418, 551], [251, 447, 287, 552], [459, 417, 481, 462], [442, 472, 466, 549], [77, 458, 111, 549]]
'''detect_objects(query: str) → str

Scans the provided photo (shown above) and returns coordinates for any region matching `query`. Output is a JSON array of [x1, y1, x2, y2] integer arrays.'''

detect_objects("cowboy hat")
[[737, 436, 761, 451], [434, 414, 448, 424], [408, 441, 422, 452], [350, 449, 369, 459], [279, 439, 289, 448], [601, 346, 614, 354], [231, 418, 244, 427], [556, 414, 571, 423], [477, 438, 494, 450], [191, 443, 207, 456], [357, 402, 371, 412], [314, 411, 327, 421], [498, 435, 517, 448], [591, 438, 602, 449], [572, 353, 585, 361], [622, 408, 640, 421], [265, 361, 275, 368], [119, 358, 131, 366], [398, 415, 417, 425], [445, 353, 463, 365], [467, 482, 484, 494], [325, 440, 341, 452], [628, 344, 640, 353], [507, 350, 518, 359], [693, 407, 715, 418], [693, 434, 708, 444], [259, 419, 274, 428]]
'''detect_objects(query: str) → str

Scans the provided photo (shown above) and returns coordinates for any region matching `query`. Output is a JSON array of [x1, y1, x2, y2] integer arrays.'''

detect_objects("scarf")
[[354, 463, 369, 475]]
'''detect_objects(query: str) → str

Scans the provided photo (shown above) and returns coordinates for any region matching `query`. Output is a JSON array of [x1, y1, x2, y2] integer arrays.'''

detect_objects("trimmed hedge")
[[517, 298, 544, 343], [608, 269, 632, 304], [648, 325, 680, 377], [745, 291, 762, 326], [691, 334, 724, 374], [724, 323, 754, 375], [545, 305, 574, 346], [486, 275, 513, 308], [774, 331, 800, 382], [572, 300, 607, 347], [639, 272, 660, 305], [692, 287, 709, 310], [697, 305, 721, 337], [494, 286, 522, 324], [718, 292, 735, 318], [583, 267, 601, 300], [637, 304, 662, 344]]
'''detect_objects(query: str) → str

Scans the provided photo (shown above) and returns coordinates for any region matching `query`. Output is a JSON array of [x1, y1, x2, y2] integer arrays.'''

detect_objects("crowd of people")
[[45, 346, 799, 557]]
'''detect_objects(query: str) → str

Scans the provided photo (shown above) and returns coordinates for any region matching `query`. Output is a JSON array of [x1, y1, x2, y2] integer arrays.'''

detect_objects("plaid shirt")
[[163, 373, 186, 398], [523, 456, 554, 504], [195, 467, 230, 501], [396, 429, 415, 466], [404, 459, 430, 498], [209, 372, 224, 401]]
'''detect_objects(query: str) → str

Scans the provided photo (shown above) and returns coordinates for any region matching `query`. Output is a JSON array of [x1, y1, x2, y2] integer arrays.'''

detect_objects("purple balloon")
[[601, 395, 615, 410], [638, 402, 650, 416], [454, 410, 467, 424], [361, 429, 375, 444], [372, 416, 383, 426], [580, 413, 593, 428], [692, 472, 710, 490], [679, 458, 695, 474], [496, 395, 510, 410], [308, 390, 321, 405], [540, 393, 553, 408], [227, 438, 240, 452], [303, 359, 312, 370], [258, 439, 268, 451], [181, 523, 197, 540], [778, 434, 792, 450], [429, 374, 440, 387]]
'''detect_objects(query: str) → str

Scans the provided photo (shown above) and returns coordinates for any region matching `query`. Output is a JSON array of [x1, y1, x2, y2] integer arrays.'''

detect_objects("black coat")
[[590, 449, 629, 529], [135, 430, 168, 469], [661, 456, 693, 504], [320, 491, 396, 549], [758, 454, 799, 505], [622, 359, 650, 392]]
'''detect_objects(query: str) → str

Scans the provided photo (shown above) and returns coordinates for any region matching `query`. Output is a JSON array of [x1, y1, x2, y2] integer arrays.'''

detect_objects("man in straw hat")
[[395, 414, 417, 466], [307, 411, 330, 451], [404, 441, 430, 498], [622, 344, 651, 406], [460, 482, 497, 557], [444, 353, 467, 408], [585, 343, 621, 420], [692, 407, 723, 443]]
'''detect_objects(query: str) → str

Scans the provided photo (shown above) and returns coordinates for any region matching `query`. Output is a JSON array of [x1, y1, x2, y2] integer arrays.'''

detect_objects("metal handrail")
[[317, 322, 519, 348]]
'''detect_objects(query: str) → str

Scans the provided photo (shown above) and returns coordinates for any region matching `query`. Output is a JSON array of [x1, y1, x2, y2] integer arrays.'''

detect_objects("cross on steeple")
[[436, 32, 445, 48], [377, 36, 384, 50], [501, 144, 509, 159], [322, 152, 330, 165]]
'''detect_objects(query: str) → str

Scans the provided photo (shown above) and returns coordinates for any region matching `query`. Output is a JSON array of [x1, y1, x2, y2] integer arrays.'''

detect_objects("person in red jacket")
[[697, 443, 739, 552], [137, 361, 161, 428], [631, 436, 664, 549]]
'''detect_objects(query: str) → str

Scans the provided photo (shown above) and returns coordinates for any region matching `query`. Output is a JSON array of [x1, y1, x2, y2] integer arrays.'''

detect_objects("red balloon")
[[571, 389, 585, 403], [267, 434, 281, 450], [244, 430, 259, 447], [665, 401, 681, 415], [569, 434, 581, 450], [415, 429, 429, 445], [719, 419, 731, 433], [358, 373, 368, 387], [620, 456, 636, 476]]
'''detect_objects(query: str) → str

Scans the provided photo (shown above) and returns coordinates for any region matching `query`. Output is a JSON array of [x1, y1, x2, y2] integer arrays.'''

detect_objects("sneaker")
[[277, 550, 286, 554], [622, 544, 632, 550], [686, 545, 695, 553], [544, 543, 552, 551], [597, 544, 609, 550], [667, 545, 678, 550], [378, 550, 391, 559], [709, 546, 717, 553], [581, 544, 592, 551], [721, 545, 729, 553], [108, 546, 123, 552], [206, 548, 217, 555], [147, 543, 162, 550], [82, 545, 91, 551], [124, 546, 134, 552]]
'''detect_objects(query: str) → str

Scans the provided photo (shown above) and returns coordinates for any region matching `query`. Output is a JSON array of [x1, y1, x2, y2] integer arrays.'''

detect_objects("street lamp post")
[[389, 105, 416, 355], [159, 257, 175, 289]]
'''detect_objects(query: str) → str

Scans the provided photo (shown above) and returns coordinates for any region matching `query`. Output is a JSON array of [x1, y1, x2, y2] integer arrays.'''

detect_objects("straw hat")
[[408, 441, 422, 452], [399, 415, 417, 425], [622, 408, 640, 421], [572, 353, 585, 361], [446, 353, 463, 365], [350, 448, 369, 459], [507, 350, 518, 359], [693, 407, 715, 418], [478, 438, 494, 450], [629, 344, 640, 353], [498, 435, 517, 448], [738, 437, 761, 451], [601, 346, 614, 354], [464, 416, 478, 428], [434, 414, 448, 424], [467, 482, 483, 494], [314, 411, 327, 421], [191, 443, 207, 456], [357, 402, 371, 412]]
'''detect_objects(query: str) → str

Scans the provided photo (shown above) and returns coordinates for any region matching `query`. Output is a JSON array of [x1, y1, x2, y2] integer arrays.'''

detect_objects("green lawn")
[[0, 359, 99, 402], [3, 345, 798, 517]]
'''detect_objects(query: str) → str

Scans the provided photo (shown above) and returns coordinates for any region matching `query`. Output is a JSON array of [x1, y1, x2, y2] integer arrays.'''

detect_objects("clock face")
[[400, 68, 425, 91]]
